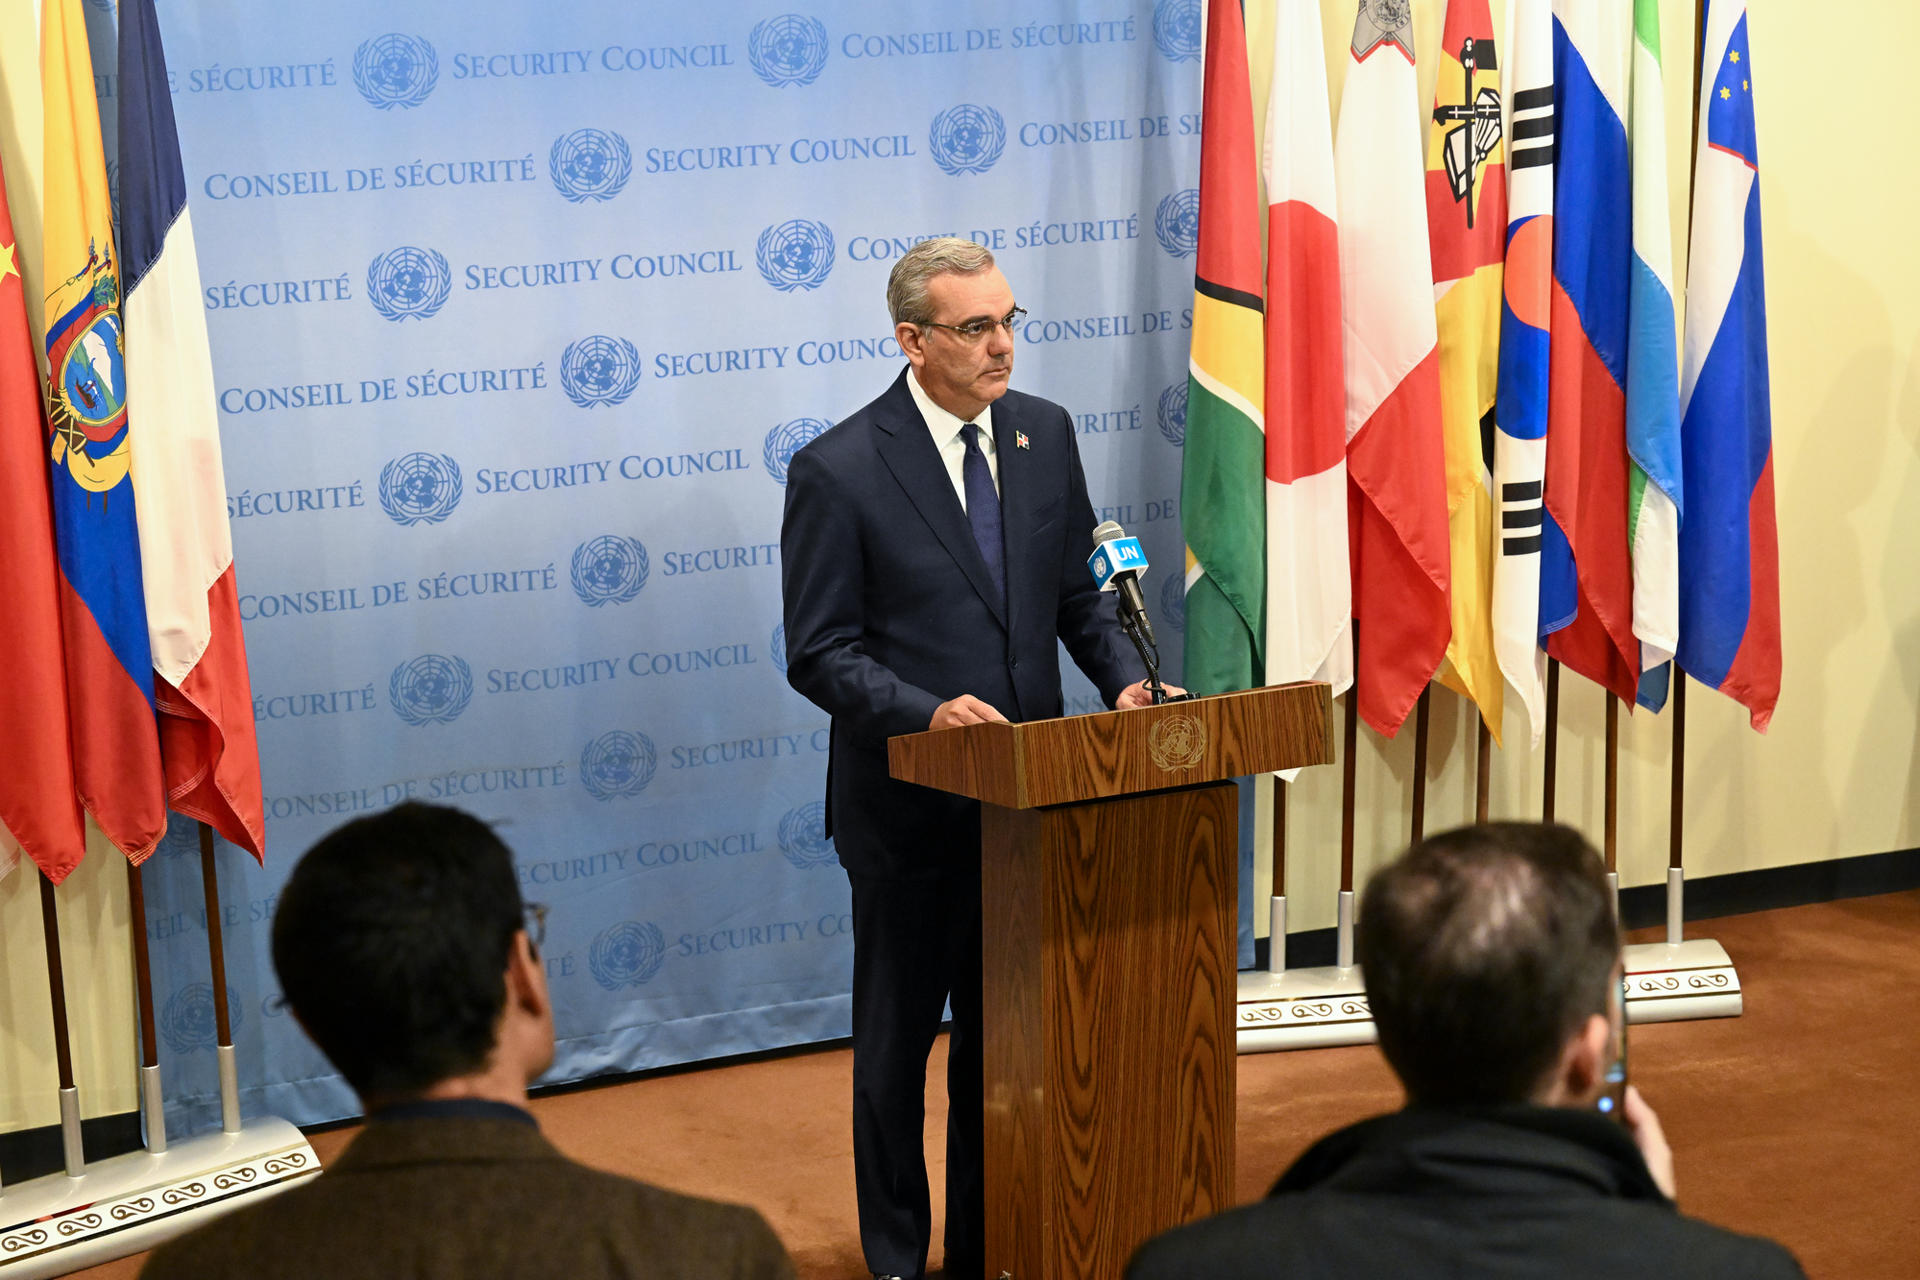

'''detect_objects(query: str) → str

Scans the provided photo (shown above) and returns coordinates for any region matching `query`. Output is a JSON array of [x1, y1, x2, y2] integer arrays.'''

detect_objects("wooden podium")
[[889, 684, 1334, 1279]]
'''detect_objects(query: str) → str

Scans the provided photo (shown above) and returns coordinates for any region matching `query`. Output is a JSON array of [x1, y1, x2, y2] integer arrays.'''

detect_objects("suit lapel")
[[873, 370, 1008, 628], [992, 403, 1033, 638]]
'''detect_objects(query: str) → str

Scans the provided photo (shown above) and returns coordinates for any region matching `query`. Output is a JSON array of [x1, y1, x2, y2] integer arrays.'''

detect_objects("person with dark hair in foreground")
[[1127, 822, 1805, 1280], [141, 802, 794, 1280]]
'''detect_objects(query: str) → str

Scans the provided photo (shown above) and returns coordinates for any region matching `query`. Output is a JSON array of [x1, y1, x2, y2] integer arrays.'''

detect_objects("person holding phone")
[[1127, 822, 1800, 1280]]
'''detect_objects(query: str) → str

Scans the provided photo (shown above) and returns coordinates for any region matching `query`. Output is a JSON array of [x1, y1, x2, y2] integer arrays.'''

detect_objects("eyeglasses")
[[523, 901, 549, 949], [918, 306, 1027, 343]]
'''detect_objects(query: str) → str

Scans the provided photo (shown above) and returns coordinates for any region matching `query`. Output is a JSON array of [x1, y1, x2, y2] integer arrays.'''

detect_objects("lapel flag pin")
[[1015, 431, 1030, 450]]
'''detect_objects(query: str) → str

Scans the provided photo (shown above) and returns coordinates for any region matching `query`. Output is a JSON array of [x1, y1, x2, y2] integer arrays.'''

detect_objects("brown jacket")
[[140, 1114, 795, 1280]]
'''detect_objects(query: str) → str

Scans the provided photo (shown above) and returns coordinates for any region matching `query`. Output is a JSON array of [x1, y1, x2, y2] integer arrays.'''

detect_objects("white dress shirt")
[[906, 367, 998, 511]]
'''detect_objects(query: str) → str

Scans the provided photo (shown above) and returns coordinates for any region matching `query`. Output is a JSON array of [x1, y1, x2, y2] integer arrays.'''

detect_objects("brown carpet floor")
[[68, 889, 1920, 1279]]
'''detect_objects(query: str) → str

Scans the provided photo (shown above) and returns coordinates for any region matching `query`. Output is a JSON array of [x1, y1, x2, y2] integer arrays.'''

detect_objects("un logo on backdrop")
[[379, 451, 462, 526], [756, 220, 834, 292], [389, 654, 474, 726], [368, 246, 452, 321], [161, 984, 241, 1054], [1160, 572, 1186, 634], [778, 802, 837, 869], [354, 33, 439, 109], [1155, 190, 1201, 258], [1157, 381, 1189, 446], [549, 128, 633, 203], [580, 730, 658, 800], [771, 622, 787, 671], [763, 418, 829, 484], [1153, 0, 1202, 61], [589, 921, 667, 990], [929, 104, 1007, 176], [748, 14, 829, 87], [560, 335, 643, 408], [570, 535, 650, 607]]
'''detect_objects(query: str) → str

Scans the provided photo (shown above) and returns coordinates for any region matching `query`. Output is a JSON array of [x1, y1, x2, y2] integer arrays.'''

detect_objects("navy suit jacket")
[[780, 368, 1139, 879]]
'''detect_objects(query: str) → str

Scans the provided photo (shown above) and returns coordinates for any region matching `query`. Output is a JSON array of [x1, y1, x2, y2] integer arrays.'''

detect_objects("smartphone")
[[1596, 974, 1628, 1121]]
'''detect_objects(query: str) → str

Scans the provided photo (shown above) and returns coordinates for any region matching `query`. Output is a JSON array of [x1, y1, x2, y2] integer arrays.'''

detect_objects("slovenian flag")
[[1625, 0, 1682, 711], [1678, 1, 1779, 730], [120, 0, 267, 857], [1541, 1, 1639, 706], [42, 0, 167, 864], [1181, 0, 1267, 696], [1337, 0, 1449, 737], [1261, 0, 1350, 703], [1492, 0, 1554, 745]]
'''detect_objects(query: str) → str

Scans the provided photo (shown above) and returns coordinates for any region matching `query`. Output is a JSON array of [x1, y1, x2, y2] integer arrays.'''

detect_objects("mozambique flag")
[[1425, 0, 1507, 741], [42, 0, 167, 863], [1180, 0, 1266, 696]]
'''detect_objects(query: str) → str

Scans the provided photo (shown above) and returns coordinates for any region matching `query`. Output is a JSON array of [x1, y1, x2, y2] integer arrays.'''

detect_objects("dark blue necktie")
[[961, 423, 1005, 603]]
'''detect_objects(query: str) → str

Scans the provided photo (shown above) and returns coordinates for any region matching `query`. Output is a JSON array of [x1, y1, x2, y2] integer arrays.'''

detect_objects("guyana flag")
[[1179, 0, 1266, 696], [1425, 0, 1507, 740]]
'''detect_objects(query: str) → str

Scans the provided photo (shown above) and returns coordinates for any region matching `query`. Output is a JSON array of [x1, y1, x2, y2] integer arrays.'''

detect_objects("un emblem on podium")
[[1157, 381, 1188, 446], [161, 984, 241, 1054], [570, 535, 650, 607], [560, 334, 643, 408], [590, 921, 667, 990], [367, 246, 451, 321], [354, 33, 439, 109], [763, 417, 830, 484], [756, 219, 835, 292], [929, 104, 1007, 176], [389, 654, 474, 726], [379, 451, 462, 526], [748, 13, 829, 87], [1155, 190, 1201, 258], [1148, 714, 1207, 771], [779, 802, 836, 869], [550, 128, 633, 203], [580, 730, 658, 800], [1153, 0, 1202, 62]]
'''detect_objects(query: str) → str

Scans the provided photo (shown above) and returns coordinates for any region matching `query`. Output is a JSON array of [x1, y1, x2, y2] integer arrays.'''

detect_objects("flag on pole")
[[1262, 0, 1349, 699], [1678, 2, 1778, 730], [1492, 0, 1554, 746], [1425, 0, 1507, 740], [1625, 0, 1682, 711], [0, 155, 88, 885], [42, 0, 167, 863], [1181, 0, 1267, 696], [1541, 1, 1639, 706], [119, 0, 267, 858], [1336, 0, 1449, 737]]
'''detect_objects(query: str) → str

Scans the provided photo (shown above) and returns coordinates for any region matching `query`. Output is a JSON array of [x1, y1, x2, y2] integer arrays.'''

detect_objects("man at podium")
[[780, 237, 1166, 1280]]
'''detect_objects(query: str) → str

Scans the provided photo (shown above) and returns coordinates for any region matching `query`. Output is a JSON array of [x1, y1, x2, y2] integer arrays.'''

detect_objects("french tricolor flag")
[[120, 0, 266, 859]]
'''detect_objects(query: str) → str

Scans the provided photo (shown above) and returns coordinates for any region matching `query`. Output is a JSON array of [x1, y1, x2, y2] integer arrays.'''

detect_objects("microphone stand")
[[1117, 597, 1183, 705]]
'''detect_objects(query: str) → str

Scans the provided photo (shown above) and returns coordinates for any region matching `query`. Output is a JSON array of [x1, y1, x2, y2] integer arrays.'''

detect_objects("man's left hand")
[[1116, 679, 1185, 710]]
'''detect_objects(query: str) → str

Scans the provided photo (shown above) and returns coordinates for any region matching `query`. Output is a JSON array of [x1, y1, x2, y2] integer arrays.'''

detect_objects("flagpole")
[[1605, 694, 1621, 918], [1475, 717, 1492, 822], [126, 861, 167, 1153], [1542, 658, 1561, 821], [199, 821, 242, 1133], [1338, 688, 1358, 968], [1268, 774, 1288, 975], [39, 871, 85, 1177], [1409, 687, 1431, 842]]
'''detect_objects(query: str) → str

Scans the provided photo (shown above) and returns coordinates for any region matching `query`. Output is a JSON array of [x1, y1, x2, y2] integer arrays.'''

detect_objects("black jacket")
[[1127, 1105, 1805, 1280]]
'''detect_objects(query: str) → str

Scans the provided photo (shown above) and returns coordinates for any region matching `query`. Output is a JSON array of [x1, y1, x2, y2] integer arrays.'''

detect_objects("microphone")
[[1087, 520, 1156, 650]]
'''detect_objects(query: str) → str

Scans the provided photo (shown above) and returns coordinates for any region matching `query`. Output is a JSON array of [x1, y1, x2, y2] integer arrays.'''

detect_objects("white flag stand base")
[[1236, 964, 1375, 1052], [0, 1117, 318, 1278], [1621, 937, 1743, 1022]]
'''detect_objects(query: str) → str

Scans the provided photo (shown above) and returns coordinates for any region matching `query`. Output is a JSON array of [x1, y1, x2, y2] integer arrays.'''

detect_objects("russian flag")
[[1678, 2, 1779, 730], [120, 0, 267, 857]]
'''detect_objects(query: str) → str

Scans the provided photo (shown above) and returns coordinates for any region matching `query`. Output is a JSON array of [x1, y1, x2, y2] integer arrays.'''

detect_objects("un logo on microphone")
[[570, 535, 650, 607], [1155, 190, 1201, 258], [389, 654, 474, 727], [778, 801, 836, 870], [756, 219, 834, 292], [748, 13, 829, 87], [353, 33, 439, 109], [589, 920, 667, 990], [367, 246, 452, 321], [549, 128, 633, 203], [771, 622, 788, 672], [1153, 0, 1202, 62], [1160, 572, 1187, 635], [929, 104, 1007, 176], [560, 335, 643, 408], [379, 451, 462, 526], [1157, 381, 1188, 446], [161, 984, 242, 1054], [763, 417, 829, 484], [580, 730, 657, 800]]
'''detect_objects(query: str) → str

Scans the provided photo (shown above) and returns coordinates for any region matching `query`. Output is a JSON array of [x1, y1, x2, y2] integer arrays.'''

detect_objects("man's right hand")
[[930, 695, 1008, 729], [1623, 1084, 1677, 1202]]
